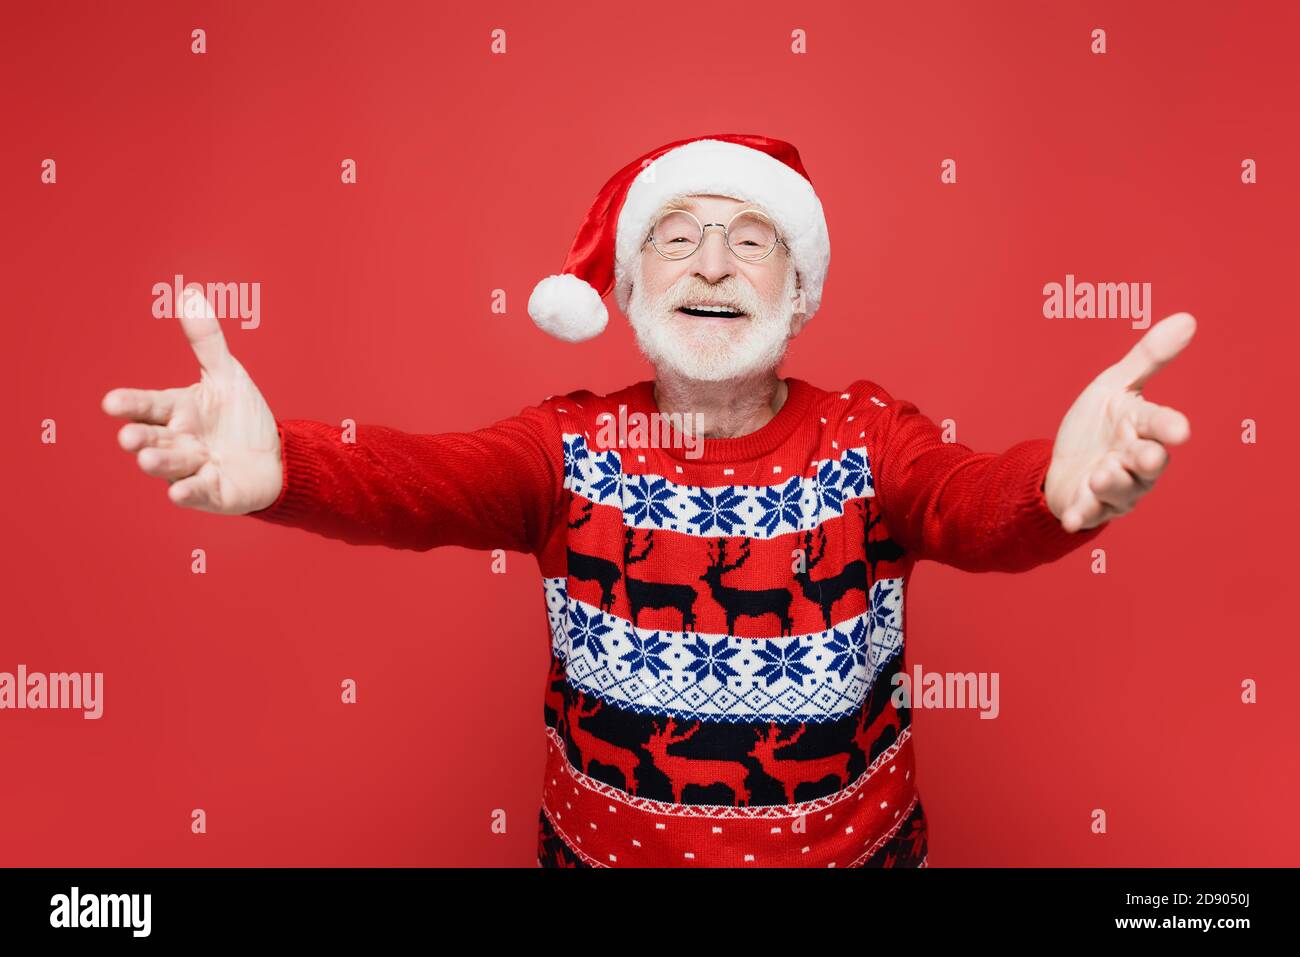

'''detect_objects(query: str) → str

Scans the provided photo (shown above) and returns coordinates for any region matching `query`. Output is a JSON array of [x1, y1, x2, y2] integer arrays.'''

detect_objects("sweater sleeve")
[[244, 400, 566, 556], [860, 381, 1107, 572]]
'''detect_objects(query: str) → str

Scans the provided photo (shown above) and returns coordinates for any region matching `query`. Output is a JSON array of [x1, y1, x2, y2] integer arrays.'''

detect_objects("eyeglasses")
[[644, 208, 786, 263]]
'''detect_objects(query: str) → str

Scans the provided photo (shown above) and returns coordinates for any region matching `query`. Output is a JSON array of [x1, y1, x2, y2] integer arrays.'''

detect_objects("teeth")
[[683, 304, 741, 313]]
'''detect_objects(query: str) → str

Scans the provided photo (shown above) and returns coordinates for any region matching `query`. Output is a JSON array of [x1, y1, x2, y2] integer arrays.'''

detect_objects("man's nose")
[[691, 227, 736, 284]]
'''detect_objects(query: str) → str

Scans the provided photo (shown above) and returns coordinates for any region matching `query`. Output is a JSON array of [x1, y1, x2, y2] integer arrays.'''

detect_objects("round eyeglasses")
[[644, 208, 786, 262]]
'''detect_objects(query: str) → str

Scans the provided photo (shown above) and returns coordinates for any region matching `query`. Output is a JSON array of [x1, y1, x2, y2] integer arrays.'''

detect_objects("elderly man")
[[101, 133, 1194, 867]]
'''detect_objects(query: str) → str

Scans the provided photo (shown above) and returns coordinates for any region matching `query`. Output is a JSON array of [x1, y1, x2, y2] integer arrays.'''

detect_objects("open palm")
[[101, 287, 283, 515], [1044, 312, 1196, 532]]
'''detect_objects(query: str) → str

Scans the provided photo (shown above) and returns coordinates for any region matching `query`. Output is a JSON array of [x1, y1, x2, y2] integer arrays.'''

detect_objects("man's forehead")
[[660, 193, 767, 215]]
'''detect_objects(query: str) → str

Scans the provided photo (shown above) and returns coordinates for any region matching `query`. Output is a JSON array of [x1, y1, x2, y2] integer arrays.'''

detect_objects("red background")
[[2, 0, 1296, 866]]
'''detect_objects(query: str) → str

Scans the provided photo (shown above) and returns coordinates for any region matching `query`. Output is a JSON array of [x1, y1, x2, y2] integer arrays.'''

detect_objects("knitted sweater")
[[249, 376, 1105, 867]]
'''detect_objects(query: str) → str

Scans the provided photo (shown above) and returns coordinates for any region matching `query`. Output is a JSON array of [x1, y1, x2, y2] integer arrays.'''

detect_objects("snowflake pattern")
[[826, 618, 870, 682], [541, 576, 905, 723], [623, 474, 677, 526], [752, 636, 815, 688], [813, 459, 844, 515], [587, 454, 624, 504], [756, 477, 806, 536], [618, 629, 673, 679], [560, 433, 875, 539], [566, 602, 612, 660], [683, 635, 742, 684], [686, 487, 746, 534], [839, 447, 872, 496], [562, 434, 589, 485]]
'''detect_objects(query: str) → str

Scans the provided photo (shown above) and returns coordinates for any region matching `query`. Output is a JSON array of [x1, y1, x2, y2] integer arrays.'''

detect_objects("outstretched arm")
[[101, 283, 564, 555], [868, 398, 1100, 573], [248, 410, 565, 554], [865, 313, 1195, 572]]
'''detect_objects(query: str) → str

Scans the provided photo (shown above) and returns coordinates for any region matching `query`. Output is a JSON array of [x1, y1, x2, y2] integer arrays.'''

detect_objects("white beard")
[[625, 260, 799, 383]]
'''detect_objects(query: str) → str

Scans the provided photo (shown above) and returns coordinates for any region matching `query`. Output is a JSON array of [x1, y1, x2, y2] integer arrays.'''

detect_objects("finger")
[[1132, 398, 1191, 446], [137, 439, 209, 482], [1086, 502, 1120, 529], [1105, 312, 1197, 392], [177, 284, 233, 376], [1061, 483, 1107, 533], [117, 422, 177, 452], [1067, 494, 1121, 531], [1088, 453, 1139, 511], [167, 460, 221, 511], [1118, 437, 1168, 484], [101, 387, 183, 425]]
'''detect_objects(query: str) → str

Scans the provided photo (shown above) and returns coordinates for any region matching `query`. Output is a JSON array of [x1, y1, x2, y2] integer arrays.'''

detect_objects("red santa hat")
[[527, 133, 831, 342]]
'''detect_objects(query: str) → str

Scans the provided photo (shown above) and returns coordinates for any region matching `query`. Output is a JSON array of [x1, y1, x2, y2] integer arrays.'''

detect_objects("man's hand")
[[1043, 312, 1196, 532], [101, 286, 283, 515]]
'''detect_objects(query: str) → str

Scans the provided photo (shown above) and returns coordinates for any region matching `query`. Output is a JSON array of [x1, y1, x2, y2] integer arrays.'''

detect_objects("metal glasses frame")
[[643, 208, 787, 263]]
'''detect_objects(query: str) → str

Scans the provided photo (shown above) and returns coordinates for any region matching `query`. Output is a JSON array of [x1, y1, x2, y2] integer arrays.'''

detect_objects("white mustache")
[[663, 284, 761, 317]]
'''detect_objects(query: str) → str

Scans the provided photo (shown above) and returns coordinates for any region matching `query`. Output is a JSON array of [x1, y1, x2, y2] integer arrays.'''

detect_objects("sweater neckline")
[[623, 376, 815, 463]]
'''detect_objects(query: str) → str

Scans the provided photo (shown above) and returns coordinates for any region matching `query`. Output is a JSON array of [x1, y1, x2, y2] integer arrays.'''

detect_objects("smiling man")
[[101, 133, 1194, 868]]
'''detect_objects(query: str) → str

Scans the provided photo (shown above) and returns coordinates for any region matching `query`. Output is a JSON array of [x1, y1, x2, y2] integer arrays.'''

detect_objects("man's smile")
[[676, 304, 748, 321]]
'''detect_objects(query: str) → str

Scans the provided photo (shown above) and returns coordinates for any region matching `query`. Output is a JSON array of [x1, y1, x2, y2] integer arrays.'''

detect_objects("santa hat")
[[527, 133, 830, 343]]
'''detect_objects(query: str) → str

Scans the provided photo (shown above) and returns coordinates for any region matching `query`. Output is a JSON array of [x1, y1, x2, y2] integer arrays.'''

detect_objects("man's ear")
[[788, 284, 810, 338]]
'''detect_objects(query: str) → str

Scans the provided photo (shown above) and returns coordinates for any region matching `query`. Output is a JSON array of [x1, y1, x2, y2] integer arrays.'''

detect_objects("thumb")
[[178, 284, 233, 375], [1106, 312, 1197, 393]]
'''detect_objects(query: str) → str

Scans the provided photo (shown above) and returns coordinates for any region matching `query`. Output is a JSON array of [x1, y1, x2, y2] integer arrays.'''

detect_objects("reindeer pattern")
[[564, 493, 900, 638], [543, 627, 909, 808], [546, 438, 910, 810]]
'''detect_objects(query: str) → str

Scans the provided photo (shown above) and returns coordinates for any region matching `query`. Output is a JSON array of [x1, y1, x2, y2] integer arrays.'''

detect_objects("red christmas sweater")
[[249, 375, 1105, 867]]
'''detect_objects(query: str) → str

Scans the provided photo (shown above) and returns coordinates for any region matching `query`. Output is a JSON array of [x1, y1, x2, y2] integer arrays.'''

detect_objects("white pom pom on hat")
[[527, 273, 608, 343], [527, 133, 831, 343]]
